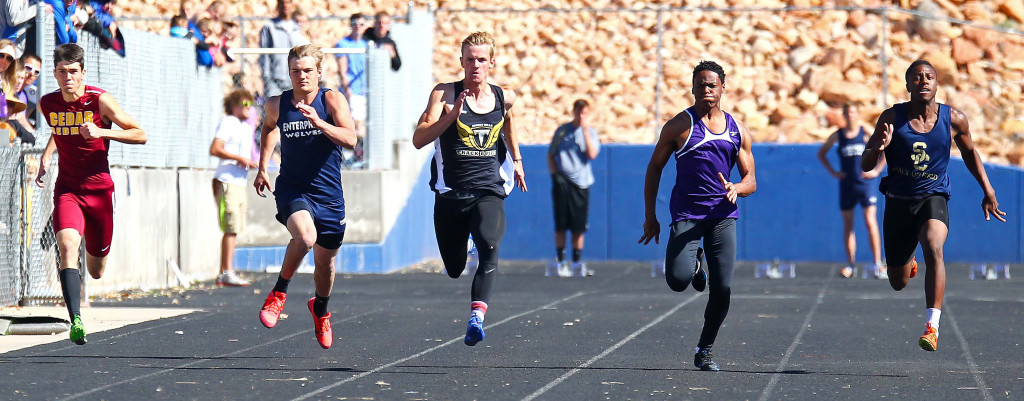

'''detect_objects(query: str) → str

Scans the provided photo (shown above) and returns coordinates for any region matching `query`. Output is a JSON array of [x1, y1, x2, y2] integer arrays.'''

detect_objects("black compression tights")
[[665, 218, 737, 350], [434, 194, 506, 304]]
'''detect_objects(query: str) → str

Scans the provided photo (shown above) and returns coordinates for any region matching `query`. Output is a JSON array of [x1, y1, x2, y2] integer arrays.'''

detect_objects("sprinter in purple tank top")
[[639, 60, 756, 372]]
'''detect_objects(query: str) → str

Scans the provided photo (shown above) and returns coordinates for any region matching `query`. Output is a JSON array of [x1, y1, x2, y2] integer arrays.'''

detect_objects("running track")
[[2, 262, 1021, 400]]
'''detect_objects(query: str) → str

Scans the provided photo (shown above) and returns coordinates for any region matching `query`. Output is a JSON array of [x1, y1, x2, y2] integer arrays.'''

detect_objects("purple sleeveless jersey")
[[669, 107, 742, 221]]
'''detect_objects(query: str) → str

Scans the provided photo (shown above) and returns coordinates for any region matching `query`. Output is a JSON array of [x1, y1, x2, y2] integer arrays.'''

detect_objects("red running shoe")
[[909, 258, 918, 279], [308, 298, 333, 349], [259, 290, 287, 328]]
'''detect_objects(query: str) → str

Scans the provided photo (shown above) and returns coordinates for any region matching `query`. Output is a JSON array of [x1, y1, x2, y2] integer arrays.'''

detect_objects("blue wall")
[[502, 144, 1023, 264], [238, 143, 1022, 272]]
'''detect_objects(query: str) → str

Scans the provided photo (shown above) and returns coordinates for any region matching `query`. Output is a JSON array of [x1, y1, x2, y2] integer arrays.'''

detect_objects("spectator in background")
[[336, 13, 368, 130], [194, 0, 226, 23], [6, 56, 34, 145], [78, 0, 125, 56], [817, 103, 886, 279], [547, 99, 600, 277], [2, 0, 43, 55], [258, 0, 301, 97], [85, 0, 117, 40], [169, 13, 189, 37], [197, 18, 224, 66], [19, 52, 39, 126], [0, 39, 20, 94], [366, 11, 401, 71], [291, 6, 311, 45], [42, 0, 83, 45], [335, 12, 368, 166], [179, 0, 199, 27], [209, 89, 256, 287], [219, 20, 238, 62], [170, 13, 216, 67]]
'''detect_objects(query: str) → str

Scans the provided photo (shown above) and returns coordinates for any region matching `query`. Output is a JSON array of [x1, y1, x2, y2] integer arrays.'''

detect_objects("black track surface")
[[2, 262, 1021, 400]]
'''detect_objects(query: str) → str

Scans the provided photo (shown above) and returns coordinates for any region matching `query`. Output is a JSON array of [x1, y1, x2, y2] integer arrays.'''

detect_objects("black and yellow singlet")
[[429, 81, 514, 197]]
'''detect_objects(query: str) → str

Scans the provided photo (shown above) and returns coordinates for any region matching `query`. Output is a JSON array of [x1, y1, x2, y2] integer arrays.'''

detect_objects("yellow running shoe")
[[919, 324, 938, 351]]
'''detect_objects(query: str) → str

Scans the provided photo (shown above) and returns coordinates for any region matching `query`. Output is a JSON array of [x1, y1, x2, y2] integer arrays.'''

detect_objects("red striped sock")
[[471, 301, 488, 321]]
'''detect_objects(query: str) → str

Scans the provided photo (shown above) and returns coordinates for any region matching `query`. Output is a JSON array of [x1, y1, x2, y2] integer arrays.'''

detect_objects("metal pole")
[[880, 7, 889, 109], [35, 3, 45, 98], [655, 7, 664, 142], [238, 16, 247, 78]]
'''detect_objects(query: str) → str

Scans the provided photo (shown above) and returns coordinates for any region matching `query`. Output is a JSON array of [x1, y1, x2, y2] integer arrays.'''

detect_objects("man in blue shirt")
[[335, 13, 368, 134], [547, 99, 600, 277]]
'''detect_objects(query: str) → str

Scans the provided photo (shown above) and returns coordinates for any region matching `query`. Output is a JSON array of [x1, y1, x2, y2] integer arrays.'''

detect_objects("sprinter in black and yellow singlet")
[[862, 60, 1006, 352], [413, 31, 527, 347]]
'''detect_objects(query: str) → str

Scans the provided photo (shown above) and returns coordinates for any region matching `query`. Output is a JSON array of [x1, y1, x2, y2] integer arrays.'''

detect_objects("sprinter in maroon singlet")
[[35, 44, 147, 345]]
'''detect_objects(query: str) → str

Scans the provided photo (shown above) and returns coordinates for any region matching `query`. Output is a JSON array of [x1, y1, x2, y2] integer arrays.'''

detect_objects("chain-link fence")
[[2, 7, 434, 306], [218, 10, 434, 171], [0, 5, 225, 306], [0, 147, 21, 306]]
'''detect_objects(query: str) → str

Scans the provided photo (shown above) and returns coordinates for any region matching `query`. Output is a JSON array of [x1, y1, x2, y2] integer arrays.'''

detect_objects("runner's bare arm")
[[950, 107, 1006, 222], [501, 88, 527, 191], [639, 112, 692, 245], [35, 135, 57, 187], [862, 108, 894, 172], [732, 121, 757, 198], [91, 92, 146, 144], [302, 90, 358, 148], [254, 96, 281, 196], [413, 83, 461, 149]]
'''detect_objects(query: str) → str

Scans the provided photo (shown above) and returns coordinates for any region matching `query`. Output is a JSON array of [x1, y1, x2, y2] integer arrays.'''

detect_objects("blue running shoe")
[[464, 315, 485, 346]]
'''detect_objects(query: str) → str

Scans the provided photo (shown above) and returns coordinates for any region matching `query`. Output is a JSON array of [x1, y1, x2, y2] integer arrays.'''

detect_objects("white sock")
[[926, 308, 941, 330]]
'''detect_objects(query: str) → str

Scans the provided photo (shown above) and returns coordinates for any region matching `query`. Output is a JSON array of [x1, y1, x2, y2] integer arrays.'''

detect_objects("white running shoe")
[[558, 261, 572, 278], [216, 271, 250, 287]]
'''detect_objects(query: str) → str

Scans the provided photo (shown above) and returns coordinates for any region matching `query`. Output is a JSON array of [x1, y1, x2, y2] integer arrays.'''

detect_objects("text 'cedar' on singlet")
[[39, 86, 113, 191]]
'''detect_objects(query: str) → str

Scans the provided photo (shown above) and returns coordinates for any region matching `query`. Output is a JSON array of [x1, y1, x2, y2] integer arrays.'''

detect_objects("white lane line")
[[521, 292, 703, 401], [60, 310, 377, 401], [945, 303, 994, 401], [17, 311, 215, 357], [757, 267, 835, 401], [291, 292, 587, 401]]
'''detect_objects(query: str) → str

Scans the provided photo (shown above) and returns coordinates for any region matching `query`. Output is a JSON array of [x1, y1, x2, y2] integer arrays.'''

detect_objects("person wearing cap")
[[0, 39, 20, 94]]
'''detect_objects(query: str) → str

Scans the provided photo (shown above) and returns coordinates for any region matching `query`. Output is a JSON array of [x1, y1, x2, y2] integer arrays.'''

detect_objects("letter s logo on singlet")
[[912, 142, 930, 171]]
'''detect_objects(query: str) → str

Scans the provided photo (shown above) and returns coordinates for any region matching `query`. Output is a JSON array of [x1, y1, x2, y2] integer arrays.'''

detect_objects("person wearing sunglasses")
[[0, 40, 20, 95], [20, 53, 41, 126], [208, 89, 257, 287]]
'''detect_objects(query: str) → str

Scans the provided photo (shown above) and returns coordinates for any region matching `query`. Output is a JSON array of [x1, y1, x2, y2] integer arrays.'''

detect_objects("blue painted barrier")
[[503, 143, 1022, 264], [238, 143, 1022, 272]]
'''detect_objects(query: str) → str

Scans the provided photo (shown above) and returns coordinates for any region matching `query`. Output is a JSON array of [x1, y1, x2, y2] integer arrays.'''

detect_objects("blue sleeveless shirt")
[[879, 103, 951, 197], [669, 107, 741, 221], [276, 88, 345, 202], [837, 127, 869, 190]]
